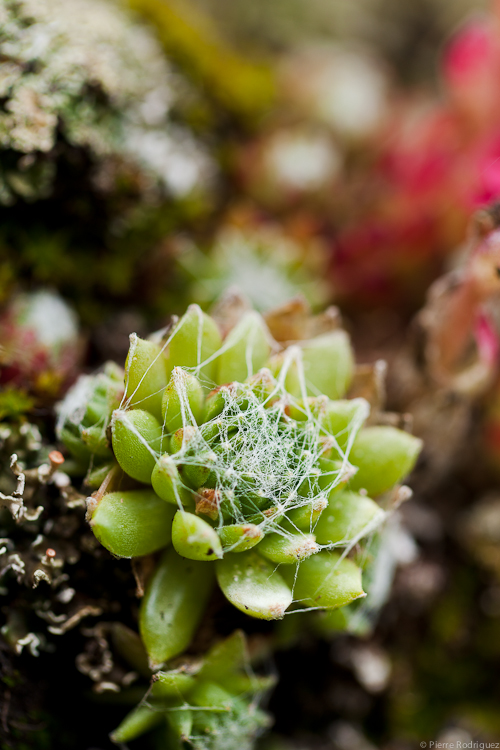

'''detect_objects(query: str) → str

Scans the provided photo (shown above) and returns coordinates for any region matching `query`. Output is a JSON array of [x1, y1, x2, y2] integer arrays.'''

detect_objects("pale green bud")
[[167, 304, 222, 385], [216, 312, 271, 385], [217, 523, 264, 552], [151, 454, 193, 506], [150, 670, 197, 701], [314, 490, 384, 546], [320, 398, 370, 452], [258, 532, 319, 564], [172, 510, 223, 560], [349, 426, 422, 496], [125, 334, 170, 420], [282, 551, 365, 609], [274, 331, 354, 400], [162, 367, 204, 432], [110, 704, 162, 744]]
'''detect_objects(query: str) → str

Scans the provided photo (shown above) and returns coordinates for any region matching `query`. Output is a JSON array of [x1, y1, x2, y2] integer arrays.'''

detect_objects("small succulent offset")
[[58, 301, 420, 743], [110, 629, 273, 749]]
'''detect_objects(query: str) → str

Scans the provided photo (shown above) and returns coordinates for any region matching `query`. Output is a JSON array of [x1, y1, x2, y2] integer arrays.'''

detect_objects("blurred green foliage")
[[0, 389, 35, 421]]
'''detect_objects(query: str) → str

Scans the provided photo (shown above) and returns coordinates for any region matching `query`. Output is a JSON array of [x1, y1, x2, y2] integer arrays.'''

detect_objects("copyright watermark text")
[[420, 743, 499, 749]]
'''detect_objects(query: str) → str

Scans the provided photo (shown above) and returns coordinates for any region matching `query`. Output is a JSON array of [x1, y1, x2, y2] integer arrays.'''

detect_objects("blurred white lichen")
[[0, 0, 214, 204]]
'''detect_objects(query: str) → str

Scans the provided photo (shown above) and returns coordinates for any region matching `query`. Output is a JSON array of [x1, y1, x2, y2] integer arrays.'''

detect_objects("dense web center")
[[173, 374, 347, 533]]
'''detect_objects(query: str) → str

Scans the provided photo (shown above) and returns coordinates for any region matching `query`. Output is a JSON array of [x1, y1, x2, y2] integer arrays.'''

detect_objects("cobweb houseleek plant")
[[58, 301, 421, 743]]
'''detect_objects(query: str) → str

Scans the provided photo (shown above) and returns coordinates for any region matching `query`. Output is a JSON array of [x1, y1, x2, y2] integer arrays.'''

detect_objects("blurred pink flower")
[[332, 3, 500, 309]]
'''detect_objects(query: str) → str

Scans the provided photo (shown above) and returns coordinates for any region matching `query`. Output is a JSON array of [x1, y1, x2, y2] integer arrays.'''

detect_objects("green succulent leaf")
[[111, 623, 151, 677], [162, 367, 204, 432], [320, 397, 370, 452], [90, 489, 174, 558], [274, 331, 354, 401], [110, 703, 163, 743], [111, 408, 166, 484], [166, 707, 193, 742], [284, 498, 328, 531], [152, 454, 193, 506], [349, 426, 422, 496], [282, 550, 365, 609], [217, 523, 264, 552], [125, 334, 170, 420], [189, 681, 234, 711], [198, 630, 247, 683], [257, 531, 319, 564], [216, 311, 271, 385], [216, 551, 293, 619], [167, 304, 222, 385], [57, 361, 123, 465], [140, 547, 215, 669], [172, 510, 223, 560], [314, 490, 384, 546], [151, 671, 197, 701]]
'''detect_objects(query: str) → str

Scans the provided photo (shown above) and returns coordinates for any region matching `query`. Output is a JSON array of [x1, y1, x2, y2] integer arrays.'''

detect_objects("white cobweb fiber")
[[165, 361, 355, 535], [118, 317, 390, 616]]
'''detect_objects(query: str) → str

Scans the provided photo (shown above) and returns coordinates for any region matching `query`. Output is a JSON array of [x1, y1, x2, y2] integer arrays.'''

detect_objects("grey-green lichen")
[[0, 0, 214, 204]]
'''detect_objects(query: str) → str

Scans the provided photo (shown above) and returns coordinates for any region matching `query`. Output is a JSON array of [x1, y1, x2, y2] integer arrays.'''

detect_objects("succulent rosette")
[[58, 302, 421, 679]]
